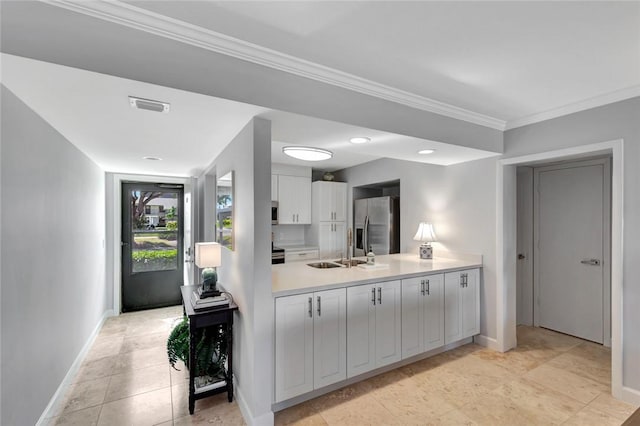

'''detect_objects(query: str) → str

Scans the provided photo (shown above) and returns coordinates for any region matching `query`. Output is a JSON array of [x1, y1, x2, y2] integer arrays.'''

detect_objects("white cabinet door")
[[422, 274, 445, 351], [444, 269, 480, 344], [275, 294, 314, 402], [444, 271, 462, 344], [401, 277, 423, 359], [461, 269, 480, 339], [278, 175, 298, 225], [375, 280, 402, 368], [271, 174, 278, 202], [296, 177, 312, 224], [333, 182, 347, 222], [346, 284, 376, 378], [333, 222, 346, 258], [278, 175, 311, 224], [314, 181, 333, 222], [318, 222, 346, 259], [313, 288, 347, 388]]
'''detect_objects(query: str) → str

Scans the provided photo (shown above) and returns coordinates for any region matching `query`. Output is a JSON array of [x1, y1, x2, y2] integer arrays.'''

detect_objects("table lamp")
[[414, 222, 437, 259], [195, 242, 221, 298]]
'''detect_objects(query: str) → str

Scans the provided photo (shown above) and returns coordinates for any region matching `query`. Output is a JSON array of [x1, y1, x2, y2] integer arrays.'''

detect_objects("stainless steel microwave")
[[271, 201, 278, 225]]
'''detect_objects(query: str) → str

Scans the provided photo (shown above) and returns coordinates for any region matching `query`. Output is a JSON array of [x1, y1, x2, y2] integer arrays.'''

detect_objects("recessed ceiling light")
[[283, 146, 333, 161], [349, 137, 371, 144], [143, 156, 162, 161], [418, 149, 436, 155], [129, 96, 170, 113]]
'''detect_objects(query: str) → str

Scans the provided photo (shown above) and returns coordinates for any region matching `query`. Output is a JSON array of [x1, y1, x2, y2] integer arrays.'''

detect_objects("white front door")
[[534, 159, 610, 344]]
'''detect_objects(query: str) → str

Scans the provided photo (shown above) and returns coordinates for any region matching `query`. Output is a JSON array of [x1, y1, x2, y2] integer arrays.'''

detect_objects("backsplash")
[[272, 225, 308, 246]]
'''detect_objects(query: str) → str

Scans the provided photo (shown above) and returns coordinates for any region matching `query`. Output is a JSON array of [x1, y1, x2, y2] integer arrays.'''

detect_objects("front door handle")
[[581, 259, 601, 266]]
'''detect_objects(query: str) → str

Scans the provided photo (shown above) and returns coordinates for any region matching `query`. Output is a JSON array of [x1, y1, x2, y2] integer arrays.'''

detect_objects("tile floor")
[[46, 306, 638, 425]]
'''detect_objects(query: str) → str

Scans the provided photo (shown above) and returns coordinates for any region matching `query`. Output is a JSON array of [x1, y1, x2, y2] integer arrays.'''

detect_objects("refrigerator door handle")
[[364, 215, 369, 253]]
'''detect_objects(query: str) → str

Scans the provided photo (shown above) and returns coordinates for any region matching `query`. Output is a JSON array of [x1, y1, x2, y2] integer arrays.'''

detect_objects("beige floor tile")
[[427, 409, 478, 426], [489, 377, 585, 423], [60, 377, 110, 415], [524, 363, 609, 404], [125, 316, 177, 337], [568, 341, 612, 364], [547, 351, 611, 386], [517, 326, 583, 352], [308, 381, 374, 413], [275, 400, 326, 425], [113, 345, 169, 374], [105, 363, 170, 402], [563, 405, 626, 426], [46, 406, 101, 426], [587, 393, 639, 421], [471, 346, 548, 376], [170, 360, 190, 387], [314, 392, 400, 426], [367, 369, 457, 420], [73, 356, 117, 383], [86, 336, 124, 361], [97, 387, 172, 426], [173, 392, 245, 425], [120, 331, 169, 354]]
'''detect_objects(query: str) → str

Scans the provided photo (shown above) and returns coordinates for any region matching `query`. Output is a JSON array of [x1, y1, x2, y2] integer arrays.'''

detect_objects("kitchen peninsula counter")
[[272, 253, 482, 296]]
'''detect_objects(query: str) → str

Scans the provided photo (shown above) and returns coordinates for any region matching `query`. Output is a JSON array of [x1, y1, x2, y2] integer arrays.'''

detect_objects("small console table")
[[180, 285, 238, 415]]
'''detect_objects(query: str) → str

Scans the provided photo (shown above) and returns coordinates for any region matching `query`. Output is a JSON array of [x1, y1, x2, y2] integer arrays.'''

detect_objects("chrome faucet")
[[346, 227, 353, 268]]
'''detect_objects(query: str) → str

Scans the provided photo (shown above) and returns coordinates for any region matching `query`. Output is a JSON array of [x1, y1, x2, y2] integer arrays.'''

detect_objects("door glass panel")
[[130, 190, 179, 273]]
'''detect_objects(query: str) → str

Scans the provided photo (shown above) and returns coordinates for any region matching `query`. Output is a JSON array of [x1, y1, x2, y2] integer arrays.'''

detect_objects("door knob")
[[518, 253, 525, 260]]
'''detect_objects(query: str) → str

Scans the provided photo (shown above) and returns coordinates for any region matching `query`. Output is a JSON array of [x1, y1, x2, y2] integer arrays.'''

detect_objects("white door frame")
[[107, 173, 194, 314], [532, 158, 611, 346], [496, 139, 626, 402]]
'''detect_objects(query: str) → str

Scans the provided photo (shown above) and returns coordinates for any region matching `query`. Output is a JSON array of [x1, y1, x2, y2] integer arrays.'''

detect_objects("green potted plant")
[[167, 317, 228, 386]]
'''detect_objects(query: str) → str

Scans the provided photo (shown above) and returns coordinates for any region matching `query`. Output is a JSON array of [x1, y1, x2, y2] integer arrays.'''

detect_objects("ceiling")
[[125, 0, 640, 127], [2, 1, 638, 176]]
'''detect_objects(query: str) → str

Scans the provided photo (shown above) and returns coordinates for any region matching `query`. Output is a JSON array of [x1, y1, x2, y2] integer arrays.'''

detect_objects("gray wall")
[[504, 96, 640, 391], [0, 86, 108, 425], [336, 156, 498, 338], [198, 118, 273, 423]]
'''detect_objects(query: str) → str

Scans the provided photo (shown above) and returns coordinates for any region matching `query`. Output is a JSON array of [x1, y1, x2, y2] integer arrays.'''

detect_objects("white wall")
[[504, 96, 640, 394], [198, 118, 273, 425], [0, 86, 108, 425], [336, 156, 498, 340]]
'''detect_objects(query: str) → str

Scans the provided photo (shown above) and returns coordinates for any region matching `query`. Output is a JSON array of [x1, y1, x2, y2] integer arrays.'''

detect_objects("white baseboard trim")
[[619, 385, 640, 406], [35, 309, 115, 425], [236, 385, 274, 426], [474, 334, 502, 352]]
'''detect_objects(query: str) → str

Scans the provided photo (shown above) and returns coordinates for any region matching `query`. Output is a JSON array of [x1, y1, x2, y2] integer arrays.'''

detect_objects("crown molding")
[[505, 85, 640, 130], [46, 0, 507, 130]]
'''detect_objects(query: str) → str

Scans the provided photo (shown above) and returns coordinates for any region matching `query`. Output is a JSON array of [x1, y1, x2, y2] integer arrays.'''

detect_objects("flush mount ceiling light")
[[349, 137, 371, 144], [143, 156, 162, 161], [418, 149, 436, 155], [283, 146, 333, 161], [129, 96, 171, 113]]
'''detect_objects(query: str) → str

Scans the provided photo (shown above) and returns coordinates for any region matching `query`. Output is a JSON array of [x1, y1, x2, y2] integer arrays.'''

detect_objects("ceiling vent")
[[129, 96, 170, 113]]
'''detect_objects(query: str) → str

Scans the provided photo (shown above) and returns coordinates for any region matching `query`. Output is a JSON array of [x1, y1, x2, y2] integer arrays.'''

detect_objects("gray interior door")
[[122, 182, 184, 312], [534, 160, 609, 343]]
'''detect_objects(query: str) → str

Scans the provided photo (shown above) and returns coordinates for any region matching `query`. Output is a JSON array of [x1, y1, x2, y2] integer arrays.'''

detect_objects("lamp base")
[[419, 244, 433, 259], [198, 285, 221, 299]]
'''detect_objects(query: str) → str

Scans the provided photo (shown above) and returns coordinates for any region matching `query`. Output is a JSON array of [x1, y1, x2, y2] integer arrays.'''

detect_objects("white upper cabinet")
[[312, 181, 347, 223], [271, 174, 278, 202], [278, 175, 311, 224]]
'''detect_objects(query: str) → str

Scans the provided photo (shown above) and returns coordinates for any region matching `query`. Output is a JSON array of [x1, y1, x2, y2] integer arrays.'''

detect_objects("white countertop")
[[278, 245, 319, 252], [272, 253, 482, 297]]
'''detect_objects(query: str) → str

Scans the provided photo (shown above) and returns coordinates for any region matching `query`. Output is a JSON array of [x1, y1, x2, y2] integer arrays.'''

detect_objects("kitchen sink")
[[307, 262, 343, 269], [334, 259, 367, 266]]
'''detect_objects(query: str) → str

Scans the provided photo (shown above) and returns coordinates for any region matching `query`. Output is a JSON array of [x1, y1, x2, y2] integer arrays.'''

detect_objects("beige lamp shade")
[[195, 242, 221, 268], [413, 222, 437, 243]]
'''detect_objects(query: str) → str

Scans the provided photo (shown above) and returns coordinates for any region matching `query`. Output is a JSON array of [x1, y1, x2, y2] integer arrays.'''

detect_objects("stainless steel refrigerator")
[[354, 196, 400, 256]]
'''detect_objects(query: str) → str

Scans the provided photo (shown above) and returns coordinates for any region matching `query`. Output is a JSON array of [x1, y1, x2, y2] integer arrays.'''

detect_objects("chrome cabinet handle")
[[460, 273, 468, 288], [317, 296, 321, 316], [426, 279, 430, 295], [372, 288, 376, 305], [308, 297, 312, 317], [378, 287, 382, 305], [420, 280, 425, 295]]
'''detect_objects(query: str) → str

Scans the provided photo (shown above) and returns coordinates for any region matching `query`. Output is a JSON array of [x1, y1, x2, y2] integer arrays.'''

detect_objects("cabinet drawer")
[[285, 249, 319, 262]]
